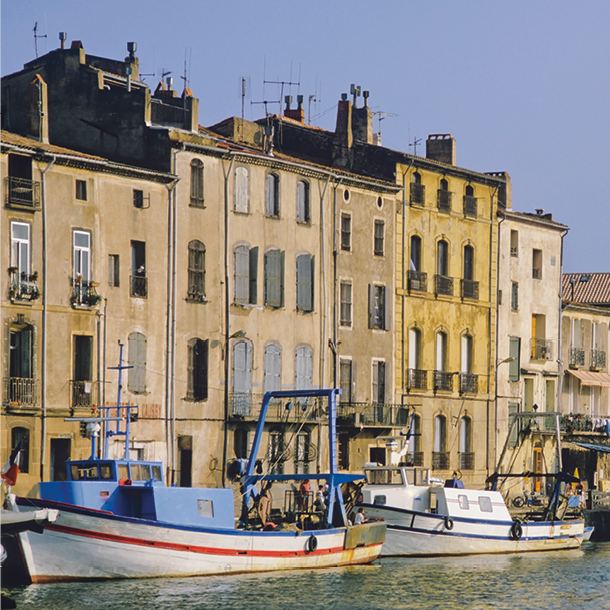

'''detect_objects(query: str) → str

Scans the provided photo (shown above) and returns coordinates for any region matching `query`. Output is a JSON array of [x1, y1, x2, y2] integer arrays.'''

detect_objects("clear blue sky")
[[3, 1, 609, 272]]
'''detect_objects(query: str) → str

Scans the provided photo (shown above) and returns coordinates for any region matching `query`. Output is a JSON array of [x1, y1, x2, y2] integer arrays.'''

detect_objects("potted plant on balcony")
[[84, 293, 102, 307], [8, 266, 18, 275]]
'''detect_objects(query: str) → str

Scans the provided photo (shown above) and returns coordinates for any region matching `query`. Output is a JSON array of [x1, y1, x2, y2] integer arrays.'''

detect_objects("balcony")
[[408, 271, 427, 293], [336, 402, 411, 427], [410, 183, 425, 206], [70, 380, 97, 410], [432, 451, 450, 470], [71, 279, 101, 308], [434, 274, 454, 296], [590, 349, 607, 371], [561, 413, 610, 434], [229, 393, 325, 423], [130, 275, 148, 298], [405, 452, 424, 467], [407, 369, 428, 391], [460, 279, 479, 300], [437, 189, 452, 213], [8, 270, 40, 302], [463, 196, 477, 218], [434, 371, 454, 392], [3, 377, 38, 406], [531, 338, 553, 361], [459, 373, 479, 394], [459, 452, 475, 470], [5, 176, 41, 209], [570, 347, 586, 368]]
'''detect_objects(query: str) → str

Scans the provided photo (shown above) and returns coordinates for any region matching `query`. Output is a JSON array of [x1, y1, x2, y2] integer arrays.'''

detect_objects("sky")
[[2, 0, 609, 273]]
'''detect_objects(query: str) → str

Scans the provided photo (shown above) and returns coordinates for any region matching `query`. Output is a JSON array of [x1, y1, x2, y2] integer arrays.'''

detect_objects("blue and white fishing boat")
[[7, 346, 384, 582]]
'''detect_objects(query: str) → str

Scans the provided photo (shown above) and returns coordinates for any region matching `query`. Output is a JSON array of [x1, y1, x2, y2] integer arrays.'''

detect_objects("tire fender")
[[307, 534, 318, 552], [510, 521, 523, 540], [444, 517, 454, 530]]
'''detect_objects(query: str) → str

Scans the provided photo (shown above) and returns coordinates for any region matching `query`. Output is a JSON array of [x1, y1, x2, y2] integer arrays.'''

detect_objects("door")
[[178, 436, 192, 487], [370, 447, 386, 466], [50, 438, 71, 481]]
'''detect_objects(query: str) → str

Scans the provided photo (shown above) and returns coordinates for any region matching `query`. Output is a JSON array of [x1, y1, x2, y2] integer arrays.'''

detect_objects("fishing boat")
[[356, 464, 585, 556], [6, 347, 385, 582]]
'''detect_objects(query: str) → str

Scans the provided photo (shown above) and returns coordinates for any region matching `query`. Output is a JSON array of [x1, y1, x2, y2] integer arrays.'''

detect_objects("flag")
[[1, 440, 22, 487]]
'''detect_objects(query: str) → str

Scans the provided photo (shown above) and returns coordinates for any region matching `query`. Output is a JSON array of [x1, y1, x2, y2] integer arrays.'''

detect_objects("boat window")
[[405, 469, 415, 485], [458, 495, 469, 510], [374, 495, 387, 505], [366, 469, 404, 485], [197, 499, 214, 518], [99, 464, 114, 480], [415, 469, 430, 486], [130, 464, 150, 481], [151, 465, 162, 482], [118, 464, 129, 481], [71, 464, 99, 480], [479, 496, 493, 512]]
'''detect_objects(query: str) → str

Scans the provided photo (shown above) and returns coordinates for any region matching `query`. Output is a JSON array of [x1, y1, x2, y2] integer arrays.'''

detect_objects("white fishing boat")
[[7, 346, 384, 582]]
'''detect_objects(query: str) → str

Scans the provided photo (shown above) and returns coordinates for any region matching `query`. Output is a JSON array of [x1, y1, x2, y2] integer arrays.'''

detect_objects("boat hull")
[[362, 504, 584, 557], [15, 500, 384, 582]]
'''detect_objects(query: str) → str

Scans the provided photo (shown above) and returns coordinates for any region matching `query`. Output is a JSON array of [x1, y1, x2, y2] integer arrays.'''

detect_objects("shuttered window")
[[187, 338, 208, 401], [128, 332, 146, 394], [190, 159, 204, 207], [233, 340, 253, 394], [368, 284, 390, 330], [266, 174, 280, 217], [188, 240, 205, 300], [340, 281, 352, 327], [297, 180, 310, 223], [264, 344, 282, 393], [295, 346, 313, 390], [234, 245, 258, 305], [296, 253, 314, 312], [509, 337, 521, 382], [264, 249, 284, 308], [235, 167, 249, 213], [372, 360, 386, 404]]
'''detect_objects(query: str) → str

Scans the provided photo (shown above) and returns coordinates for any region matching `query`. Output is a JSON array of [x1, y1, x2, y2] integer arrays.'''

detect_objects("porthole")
[[377, 196, 383, 209], [343, 189, 350, 202]]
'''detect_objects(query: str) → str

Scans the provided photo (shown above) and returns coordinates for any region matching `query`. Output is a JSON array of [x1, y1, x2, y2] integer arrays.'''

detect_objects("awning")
[[567, 369, 610, 388], [573, 442, 610, 454]]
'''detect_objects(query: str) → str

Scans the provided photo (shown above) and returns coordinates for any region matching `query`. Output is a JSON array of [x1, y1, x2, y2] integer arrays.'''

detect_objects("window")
[[479, 496, 493, 513], [340, 213, 351, 251], [463, 184, 477, 217], [509, 337, 521, 382], [410, 235, 422, 271], [268, 429, 285, 475], [133, 189, 144, 209], [372, 360, 386, 404], [461, 334, 473, 375], [187, 338, 208, 401], [459, 417, 472, 470], [340, 281, 352, 327], [234, 244, 258, 305], [188, 240, 206, 301], [438, 178, 451, 212], [524, 378, 534, 411], [190, 159, 204, 207], [294, 431, 310, 474], [73, 335, 93, 407], [7, 154, 39, 208], [410, 172, 425, 206], [108, 255, 120, 287], [264, 344, 281, 393], [8, 324, 34, 404], [297, 180, 310, 223], [436, 331, 448, 372], [265, 173, 280, 216], [11, 222, 30, 277], [511, 282, 519, 311], [368, 284, 390, 330], [508, 402, 520, 445], [11, 427, 30, 474], [408, 327, 422, 370], [73, 230, 91, 282], [374, 220, 385, 256], [130, 241, 147, 298], [296, 253, 314, 312], [75, 180, 87, 201], [128, 332, 147, 394], [458, 495, 470, 510], [463, 246, 474, 281], [234, 428, 249, 459], [340, 358, 353, 403], [295, 346, 313, 390], [233, 340, 253, 396], [510, 230, 518, 257], [434, 415, 446, 453], [546, 379, 555, 412], [533, 249, 542, 279], [264, 248, 284, 308], [234, 166, 249, 213], [437, 240, 449, 276]]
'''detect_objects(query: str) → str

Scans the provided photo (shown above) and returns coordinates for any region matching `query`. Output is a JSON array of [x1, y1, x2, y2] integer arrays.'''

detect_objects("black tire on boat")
[[444, 517, 454, 530], [512, 496, 525, 508], [510, 521, 523, 540], [307, 534, 318, 552]]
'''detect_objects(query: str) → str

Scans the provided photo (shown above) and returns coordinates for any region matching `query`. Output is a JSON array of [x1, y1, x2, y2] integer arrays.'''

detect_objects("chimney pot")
[[59, 32, 67, 49]]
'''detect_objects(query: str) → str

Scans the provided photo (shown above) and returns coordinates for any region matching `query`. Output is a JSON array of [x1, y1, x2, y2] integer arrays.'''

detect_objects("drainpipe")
[[556, 227, 569, 468], [222, 154, 236, 487], [39, 155, 55, 482], [102, 297, 108, 456], [332, 178, 344, 389], [493, 211, 505, 472], [400, 162, 413, 406]]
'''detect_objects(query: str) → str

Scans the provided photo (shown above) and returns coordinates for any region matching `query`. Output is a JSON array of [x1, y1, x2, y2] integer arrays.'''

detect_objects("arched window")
[[234, 166, 249, 213], [263, 344, 281, 393], [459, 417, 473, 470], [188, 240, 205, 301], [294, 429, 311, 474], [436, 331, 448, 372], [465, 185, 474, 197], [295, 346, 313, 390], [410, 172, 425, 206], [407, 327, 426, 390], [11, 427, 30, 474], [412, 172, 422, 184], [437, 240, 449, 276], [232, 340, 253, 416], [440, 178, 448, 191], [265, 173, 280, 217], [407, 414, 422, 464], [297, 180, 310, 223], [410, 235, 422, 272], [187, 338, 208, 401], [433, 415, 448, 470], [190, 159, 204, 207], [463, 245, 474, 281], [128, 332, 147, 394], [437, 178, 451, 212]]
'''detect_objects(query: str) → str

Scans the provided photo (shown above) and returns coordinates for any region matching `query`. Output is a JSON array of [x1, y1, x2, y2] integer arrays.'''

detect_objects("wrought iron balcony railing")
[[407, 368, 428, 391], [3, 377, 38, 406], [405, 452, 424, 467], [70, 380, 97, 409], [460, 279, 479, 300], [459, 373, 479, 394], [459, 452, 475, 470], [437, 190, 452, 213], [432, 451, 450, 470], [336, 402, 411, 427], [8, 270, 40, 301], [410, 183, 425, 206], [229, 393, 325, 423], [531, 338, 553, 361], [463, 196, 477, 218], [5, 176, 41, 209], [434, 371, 454, 392], [570, 347, 585, 367], [590, 349, 607, 370], [71, 279, 101, 307], [130, 275, 148, 298], [408, 270, 427, 293], [434, 274, 454, 296]]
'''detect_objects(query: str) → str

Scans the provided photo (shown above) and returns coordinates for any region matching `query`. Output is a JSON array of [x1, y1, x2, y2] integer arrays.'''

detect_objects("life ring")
[[510, 521, 523, 541], [444, 517, 454, 530], [307, 535, 318, 552]]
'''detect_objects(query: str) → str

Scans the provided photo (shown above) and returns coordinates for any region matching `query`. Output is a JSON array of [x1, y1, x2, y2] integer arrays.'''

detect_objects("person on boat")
[[355, 507, 368, 525], [315, 485, 325, 511], [299, 479, 311, 512], [450, 471, 465, 488]]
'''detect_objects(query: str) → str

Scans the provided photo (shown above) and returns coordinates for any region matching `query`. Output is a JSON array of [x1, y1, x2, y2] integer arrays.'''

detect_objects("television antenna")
[[33, 22, 47, 58], [409, 136, 423, 157], [372, 110, 397, 145]]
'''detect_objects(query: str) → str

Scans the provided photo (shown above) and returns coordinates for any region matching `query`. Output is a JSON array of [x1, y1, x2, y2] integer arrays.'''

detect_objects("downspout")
[[332, 178, 344, 389], [39, 155, 55, 482], [102, 297, 108, 456], [222, 154, 236, 487], [556, 228, 569, 472], [400, 162, 413, 406], [170, 171, 179, 486], [493, 210, 505, 472]]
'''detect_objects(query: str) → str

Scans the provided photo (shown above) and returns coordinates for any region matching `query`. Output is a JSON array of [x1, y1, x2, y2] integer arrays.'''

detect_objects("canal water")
[[4, 542, 609, 610]]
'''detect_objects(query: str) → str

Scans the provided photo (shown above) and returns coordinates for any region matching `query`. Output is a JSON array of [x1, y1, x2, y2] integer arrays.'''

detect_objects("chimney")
[[284, 94, 305, 123], [426, 134, 455, 165], [27, 74, 49, 144], [332, 94, 353, 167], [182, 87, 199, 132], [59, 32, 67, 50], [352, 90, 373, 144], [124, 42, 139, 81]]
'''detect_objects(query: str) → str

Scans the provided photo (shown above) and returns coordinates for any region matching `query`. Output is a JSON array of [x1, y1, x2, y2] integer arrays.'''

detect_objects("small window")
[[266, 174, 280, 217], [100, 464, 113, 479], [133, 189, 144, 209], [511, 282, 519, 311], [297, 181, 310, 223], [510, 230, 518, 257], [197, 499, 214, 518], [458, 495, 470, 510], [11, 427, 30, 474], [152, 465, 162, 482], [108, 254, 120, 287], [75, 180, 87, 201], [533, 249, 542, 279], [234, 167, 249, 213], [190, 159, 204, 207], [340, 281, 352, 327], [340, 213, 352, 251], [374, 495, 387, 505], [264, 249, 284, 309], [296, 253, 314, 313], [374, 220, 385, 256], [376, 196, 383, 209], [188, 240, 206, 301], [478, 496, 493, 513], [343, 189, 350, 202]]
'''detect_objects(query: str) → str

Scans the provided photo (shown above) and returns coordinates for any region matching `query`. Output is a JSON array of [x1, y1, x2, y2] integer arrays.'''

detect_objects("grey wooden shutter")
[[368, 284, 374, 328], [297, 254, 313, 312], [128, 332, 146, 393], [234, 246, 249, 305], [265, 249, 282, 308], [249, 247, 258, 304], [384, 285, 391, 330]]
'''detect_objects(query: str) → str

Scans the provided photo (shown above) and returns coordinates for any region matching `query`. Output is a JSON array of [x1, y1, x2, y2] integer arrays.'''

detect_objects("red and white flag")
[[1, 440, 22, 487]]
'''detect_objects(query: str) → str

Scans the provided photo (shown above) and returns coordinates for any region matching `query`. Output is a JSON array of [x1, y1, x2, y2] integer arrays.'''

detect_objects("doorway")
[[50, 438, 71, 481], [369, 447, 386, 466], [178, 435, 192, 487]]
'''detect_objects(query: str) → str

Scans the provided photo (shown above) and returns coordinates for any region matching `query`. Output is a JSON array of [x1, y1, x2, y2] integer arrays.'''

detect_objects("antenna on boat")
[[107, 342, 134, 460]]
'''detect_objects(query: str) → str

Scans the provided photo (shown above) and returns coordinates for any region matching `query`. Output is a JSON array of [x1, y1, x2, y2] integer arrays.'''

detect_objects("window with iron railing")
[[5, 176, 41, 209], [461, 279, 479, 300], [531, 338, 553, 360], [435, 274, 454, 296], [459, 373, 478, 394], [463, 196, 477, 218], [432, 451, 450, 470], [437, 189, 452, 213], [408, 271, 427, 292], [434, 371, 454, 392], [459, 452, 475, 470], [570, 347, 585, 367], [410, 182, 425, 206], [407, 368, 427, 391], [590, 349, 607, 370]]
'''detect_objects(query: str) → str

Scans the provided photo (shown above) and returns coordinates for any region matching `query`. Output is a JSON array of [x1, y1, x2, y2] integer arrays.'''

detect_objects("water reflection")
[[5, 543, 609, 610]]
